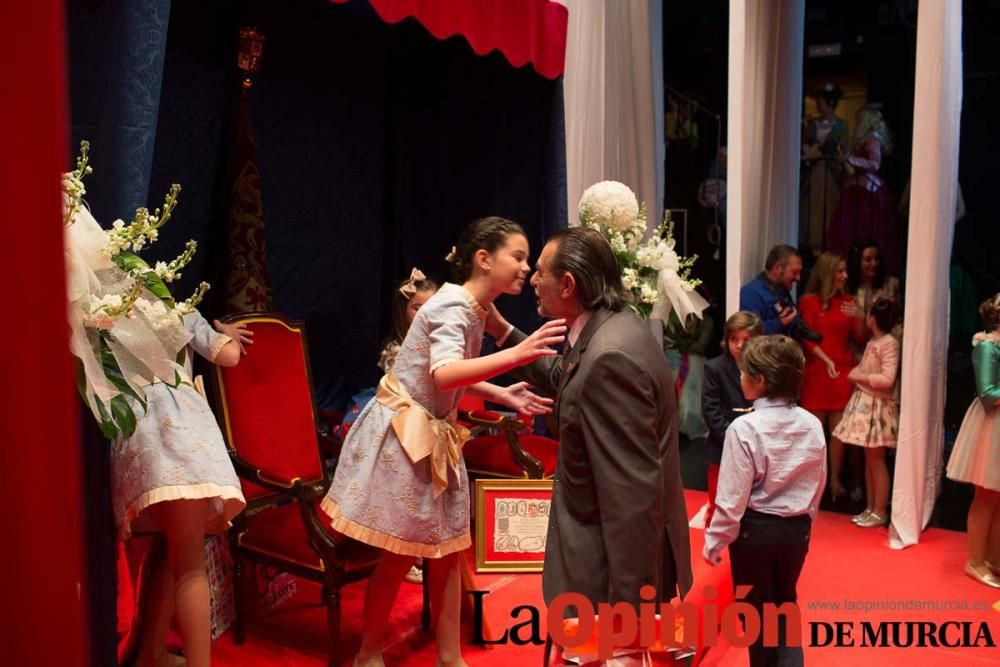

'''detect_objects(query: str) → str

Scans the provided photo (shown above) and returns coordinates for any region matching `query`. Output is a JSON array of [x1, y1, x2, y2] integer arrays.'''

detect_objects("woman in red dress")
[[799, 252, 867, 499]]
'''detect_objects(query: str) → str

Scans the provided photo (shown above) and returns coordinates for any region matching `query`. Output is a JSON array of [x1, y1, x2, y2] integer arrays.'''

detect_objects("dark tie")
[[560, 340, 572, 371]]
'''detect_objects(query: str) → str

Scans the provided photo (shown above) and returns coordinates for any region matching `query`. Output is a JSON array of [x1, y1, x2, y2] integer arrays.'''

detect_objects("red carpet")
[[213, 490, 1000, 666]]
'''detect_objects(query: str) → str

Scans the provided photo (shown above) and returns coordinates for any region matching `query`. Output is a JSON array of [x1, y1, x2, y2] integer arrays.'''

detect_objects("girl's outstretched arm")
[[433, 319, 566, 392], [466, 381, 554, 415]]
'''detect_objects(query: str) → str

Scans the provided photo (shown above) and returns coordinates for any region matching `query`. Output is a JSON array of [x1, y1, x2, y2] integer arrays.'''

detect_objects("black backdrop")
[[146, 0, 566, 409]]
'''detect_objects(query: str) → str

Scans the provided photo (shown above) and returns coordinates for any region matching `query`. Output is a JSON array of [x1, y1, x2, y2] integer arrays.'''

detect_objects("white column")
[[563, 0, 663, 229], [725, 0, 805, 313], [889, 0, 963, 549]]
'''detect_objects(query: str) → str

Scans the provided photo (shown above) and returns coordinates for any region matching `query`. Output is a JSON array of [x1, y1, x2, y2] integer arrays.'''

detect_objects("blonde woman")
[[798, 252, 866, 500]]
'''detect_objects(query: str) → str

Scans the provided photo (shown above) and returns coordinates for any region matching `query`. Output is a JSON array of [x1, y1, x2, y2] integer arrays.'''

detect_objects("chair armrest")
[[458, 409, 523, 431], [228, 449, 328, 501], [460, 411, 545, 479]]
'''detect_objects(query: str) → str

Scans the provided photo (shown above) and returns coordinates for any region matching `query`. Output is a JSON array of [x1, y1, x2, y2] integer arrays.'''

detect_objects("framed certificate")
[[474, 479, 553, 573]]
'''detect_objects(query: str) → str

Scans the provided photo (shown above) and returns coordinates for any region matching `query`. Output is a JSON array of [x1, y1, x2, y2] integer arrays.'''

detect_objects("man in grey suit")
[[487, 226, 693, 612]]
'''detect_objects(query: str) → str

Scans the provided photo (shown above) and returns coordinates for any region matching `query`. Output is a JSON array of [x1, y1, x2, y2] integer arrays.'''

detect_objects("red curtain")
[[0, 1, 88, 665], [332, 0, 568, 79]]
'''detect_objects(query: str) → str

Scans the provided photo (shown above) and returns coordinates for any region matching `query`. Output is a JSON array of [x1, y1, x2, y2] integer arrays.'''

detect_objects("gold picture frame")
[[475, 479, 553, 573]]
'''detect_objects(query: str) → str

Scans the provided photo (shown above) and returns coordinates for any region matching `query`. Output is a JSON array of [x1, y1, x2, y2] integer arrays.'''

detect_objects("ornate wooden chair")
[[208, 312, 429, 666], [458, 394, 558, 480]]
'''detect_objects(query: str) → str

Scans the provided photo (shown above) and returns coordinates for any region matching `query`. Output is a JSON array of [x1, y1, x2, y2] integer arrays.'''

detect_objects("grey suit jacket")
[[505, 308, 693, 609]]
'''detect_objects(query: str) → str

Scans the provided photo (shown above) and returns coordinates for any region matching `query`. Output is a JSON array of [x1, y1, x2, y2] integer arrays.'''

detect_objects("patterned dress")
[[322, 283, 486, 557], [947, 334, 1000, 491], [111, 311, 246, 540], [833, 333, 900, 448]]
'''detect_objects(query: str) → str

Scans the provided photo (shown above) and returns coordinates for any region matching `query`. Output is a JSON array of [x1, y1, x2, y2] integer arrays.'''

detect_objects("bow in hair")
[[399, 267, 427, 298]]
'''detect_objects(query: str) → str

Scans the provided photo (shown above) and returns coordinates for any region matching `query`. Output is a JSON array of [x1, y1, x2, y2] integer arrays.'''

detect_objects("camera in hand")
[[773, 298, 823, 344]]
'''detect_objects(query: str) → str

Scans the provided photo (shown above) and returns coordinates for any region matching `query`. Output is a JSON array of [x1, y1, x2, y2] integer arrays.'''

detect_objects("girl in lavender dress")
[[323, 217, 566, 667], [112, 310, 251, 667]]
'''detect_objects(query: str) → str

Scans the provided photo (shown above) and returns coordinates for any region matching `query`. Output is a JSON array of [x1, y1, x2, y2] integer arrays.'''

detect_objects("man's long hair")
[[549, 227, 628, 311]]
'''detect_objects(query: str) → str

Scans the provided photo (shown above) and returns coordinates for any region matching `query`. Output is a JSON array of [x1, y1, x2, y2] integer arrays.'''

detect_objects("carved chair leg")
[[322, 579, 342, 667]]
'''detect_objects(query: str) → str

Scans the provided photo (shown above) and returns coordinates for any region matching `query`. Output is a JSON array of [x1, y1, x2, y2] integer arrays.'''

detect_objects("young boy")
[[704, 334, 827, 667], [702, 311, 764, 526]]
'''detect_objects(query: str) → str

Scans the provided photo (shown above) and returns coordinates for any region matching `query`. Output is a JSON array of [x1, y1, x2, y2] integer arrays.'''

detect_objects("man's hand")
[[779, 306, 798, 326], [485, 304, 512, 340], [214, 319, 254, 355], [702, 545, 722, 566]]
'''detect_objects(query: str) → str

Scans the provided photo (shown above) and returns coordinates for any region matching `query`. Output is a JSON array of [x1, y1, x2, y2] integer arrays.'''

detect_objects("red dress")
[[799, 293, 865, 411]]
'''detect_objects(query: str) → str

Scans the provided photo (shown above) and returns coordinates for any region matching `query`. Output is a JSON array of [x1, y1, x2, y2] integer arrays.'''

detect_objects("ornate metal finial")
[[237, 27, 265, 89]]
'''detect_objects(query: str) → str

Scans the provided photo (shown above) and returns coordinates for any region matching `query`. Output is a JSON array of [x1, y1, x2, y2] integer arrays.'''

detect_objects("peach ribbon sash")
[[377, 373, 470, 499]]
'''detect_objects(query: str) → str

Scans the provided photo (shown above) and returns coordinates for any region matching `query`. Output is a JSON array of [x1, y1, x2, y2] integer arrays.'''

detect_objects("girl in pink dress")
[[798, 252, 867, 500], [833, 298, 900, 527]]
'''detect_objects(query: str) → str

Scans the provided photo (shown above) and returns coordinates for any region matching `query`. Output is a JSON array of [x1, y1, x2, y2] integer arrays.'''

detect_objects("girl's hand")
[[825, 359, 840, 379], [501, 382, 555, 416], [511, 319, 566, 365], [214, 319, 254, 354]]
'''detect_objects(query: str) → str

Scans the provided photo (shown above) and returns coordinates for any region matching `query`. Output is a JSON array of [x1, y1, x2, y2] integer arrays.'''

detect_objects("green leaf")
[[73, 356, 87, 401], [93, 395, 119, 438], [114, 252, 176, 306], [98, 336, 147, 412], [110, 395, 137, 438]]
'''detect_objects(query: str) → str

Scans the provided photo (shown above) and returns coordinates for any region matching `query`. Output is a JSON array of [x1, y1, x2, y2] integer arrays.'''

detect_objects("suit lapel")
[[557, 308, 614, 396]]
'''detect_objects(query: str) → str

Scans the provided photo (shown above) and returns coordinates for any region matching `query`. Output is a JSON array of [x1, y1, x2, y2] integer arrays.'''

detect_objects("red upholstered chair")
[[208, 312, 429, 666], [458, 394, 559, 480]]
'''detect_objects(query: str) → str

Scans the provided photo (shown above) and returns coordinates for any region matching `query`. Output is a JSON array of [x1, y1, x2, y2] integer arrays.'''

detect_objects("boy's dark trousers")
[[728, 509, 812, 667]]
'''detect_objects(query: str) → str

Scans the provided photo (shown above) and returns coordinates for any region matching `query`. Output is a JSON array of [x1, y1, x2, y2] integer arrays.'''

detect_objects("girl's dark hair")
[[980, 293, 1000, 332], [738, 334, 805, 401], [846, 239, 886, 295], [386, 275, 439, 347], [548, 227, 629, 311], [869, 297, 897, 335], [448, 216, 526, 283]]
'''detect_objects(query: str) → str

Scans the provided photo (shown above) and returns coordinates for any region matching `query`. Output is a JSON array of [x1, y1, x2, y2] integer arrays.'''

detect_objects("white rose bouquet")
[[576, 180, 707, 323]]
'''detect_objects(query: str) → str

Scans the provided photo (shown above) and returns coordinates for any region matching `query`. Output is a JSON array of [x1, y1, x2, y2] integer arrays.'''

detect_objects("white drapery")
[[725, 0, 804, 311], [890, 0, 963, 550], [563, 0, 664, 229]]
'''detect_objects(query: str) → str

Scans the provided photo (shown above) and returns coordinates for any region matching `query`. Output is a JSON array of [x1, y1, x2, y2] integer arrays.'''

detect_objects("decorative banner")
[[225, 28, 272, 313]]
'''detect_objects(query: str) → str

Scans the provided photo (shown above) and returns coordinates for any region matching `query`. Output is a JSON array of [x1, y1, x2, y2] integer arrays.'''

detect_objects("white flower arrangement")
[[576, 180, 706, 323], [578, 180, 641, 233], [64, 141, 211, 438]]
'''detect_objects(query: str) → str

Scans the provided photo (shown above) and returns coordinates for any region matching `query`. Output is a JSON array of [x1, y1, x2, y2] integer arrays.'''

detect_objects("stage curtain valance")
[[331, 0, 569, 79]]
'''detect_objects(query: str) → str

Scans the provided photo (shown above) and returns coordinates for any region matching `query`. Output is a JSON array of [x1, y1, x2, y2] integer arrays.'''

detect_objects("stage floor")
[[213, 489, 1000, 666]]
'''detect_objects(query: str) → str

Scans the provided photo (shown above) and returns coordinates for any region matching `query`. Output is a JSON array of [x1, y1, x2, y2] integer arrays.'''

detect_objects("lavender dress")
[[111, 311, 246, 539], [322, 283, 486, 558]]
